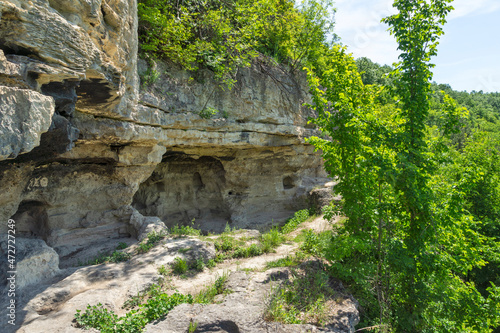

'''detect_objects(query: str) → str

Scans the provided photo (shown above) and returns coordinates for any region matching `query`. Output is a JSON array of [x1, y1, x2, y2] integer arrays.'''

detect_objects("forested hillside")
[[135, 0, 500, 331]]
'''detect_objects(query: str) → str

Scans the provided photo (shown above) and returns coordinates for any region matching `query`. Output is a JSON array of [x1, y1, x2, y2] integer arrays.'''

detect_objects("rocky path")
[[3, 216, 358, 333]]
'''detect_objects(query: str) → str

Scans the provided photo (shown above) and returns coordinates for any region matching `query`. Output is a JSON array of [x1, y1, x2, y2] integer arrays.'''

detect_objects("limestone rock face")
[[0, 0, 150, 263], [0, 0, 139, 117], [0, 0, 329, 283], [0, 86, 55, 160], [0, 237, 59, 289]]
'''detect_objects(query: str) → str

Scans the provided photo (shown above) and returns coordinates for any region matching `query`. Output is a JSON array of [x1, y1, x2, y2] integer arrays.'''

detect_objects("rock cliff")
[[0, 0, 327, 279]]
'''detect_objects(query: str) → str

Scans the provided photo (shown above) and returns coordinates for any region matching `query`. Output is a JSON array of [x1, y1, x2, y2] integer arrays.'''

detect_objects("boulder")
[[0, 87, 55, 160], [0, 237, 59, 289]]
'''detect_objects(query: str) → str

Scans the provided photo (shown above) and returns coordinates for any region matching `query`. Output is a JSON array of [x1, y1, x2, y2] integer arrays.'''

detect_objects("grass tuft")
[[194, 273, 230, 304], [137, 230, 167, 254], [265, 262, 336, 326], [172, 257, 188, 275]]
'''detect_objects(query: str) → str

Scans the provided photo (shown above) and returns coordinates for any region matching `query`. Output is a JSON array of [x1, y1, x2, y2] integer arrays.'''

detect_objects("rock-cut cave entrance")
[[9, 200, 51, 242], [133, 152, 231, 232]]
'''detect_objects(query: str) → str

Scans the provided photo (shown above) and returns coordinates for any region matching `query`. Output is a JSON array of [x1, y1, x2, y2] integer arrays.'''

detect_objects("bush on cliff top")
[[137, 0, 336, 88]]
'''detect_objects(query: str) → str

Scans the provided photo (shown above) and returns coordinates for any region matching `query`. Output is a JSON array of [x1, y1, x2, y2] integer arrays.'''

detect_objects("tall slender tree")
[[382, 0, 454, 328]]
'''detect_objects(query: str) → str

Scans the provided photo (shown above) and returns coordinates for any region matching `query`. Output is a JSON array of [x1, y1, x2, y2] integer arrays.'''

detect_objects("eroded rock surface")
[[0, 0, 331, 315], [0, 238, 60, 289], [0, 223, 358, 333], [0, 85, 55, 160], [145, 268, 359, 333], [1, 236, 215, 333]]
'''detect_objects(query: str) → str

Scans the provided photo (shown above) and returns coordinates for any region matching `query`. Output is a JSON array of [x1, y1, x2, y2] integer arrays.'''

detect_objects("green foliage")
[[260, 227, 285, 253], [116, 242, 128, 250], [141, 293, 193, 321], [199, 107, 218, 119], [158, 265, 168, 276], [137, 230, 167, 254], [301, 230, 330, 258], [194, 274, 229, 304], [206, 259, 216, 268], [438, 133, 500, 300], [265, 263, 335, 326], [212, 220, 293, 261], [305, 0, 500, 331], [281, 209, 311, 234], [230, 243, 262, 258], [188, 321, 198, 333], [75, 303, 118, 332], [214, 234, 237, 252], [80, 250, 131, 266], [265, 252, 305, 269], [170, 222, 202, 237], [76, 293, 193, 333], [357, 62, 500, 140], [190, 258, 205, 271], [355, 57, 393, 87], [172, 257, 188, 275], [137, 0, 335, 88]]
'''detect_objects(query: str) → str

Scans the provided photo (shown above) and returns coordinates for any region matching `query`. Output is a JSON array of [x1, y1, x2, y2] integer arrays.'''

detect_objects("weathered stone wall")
[[130, 59, 327, 232], [0, 0, 154, 264], [0, 0, 328, 268]]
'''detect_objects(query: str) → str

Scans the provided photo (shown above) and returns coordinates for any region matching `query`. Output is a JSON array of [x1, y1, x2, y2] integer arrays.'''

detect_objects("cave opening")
[[283, 176, 295, 189], [9, 200, 51, 241], [133, 153, 231, 232]]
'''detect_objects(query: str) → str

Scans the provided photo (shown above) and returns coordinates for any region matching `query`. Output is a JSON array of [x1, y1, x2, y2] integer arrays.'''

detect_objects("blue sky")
[[333, 0, 500, 93]]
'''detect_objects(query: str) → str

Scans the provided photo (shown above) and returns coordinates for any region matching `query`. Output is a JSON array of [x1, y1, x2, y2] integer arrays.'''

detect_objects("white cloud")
[[334, 0, 398, 65], [332, 0, 500, 92], [449, 0, 500, 19]]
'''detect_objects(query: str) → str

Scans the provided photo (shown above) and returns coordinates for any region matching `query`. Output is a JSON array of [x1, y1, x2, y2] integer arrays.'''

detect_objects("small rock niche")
[[283, 176, 295, 189], [9, 200, 51, 241]]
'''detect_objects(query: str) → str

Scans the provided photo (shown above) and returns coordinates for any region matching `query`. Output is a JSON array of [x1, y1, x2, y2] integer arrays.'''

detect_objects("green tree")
[[306, 0, 500, 331], [355, 57, 392, 86], [137, 0, 335, 88]]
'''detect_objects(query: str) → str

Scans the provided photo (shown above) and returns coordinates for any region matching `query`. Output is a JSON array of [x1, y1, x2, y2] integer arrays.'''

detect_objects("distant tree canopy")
[[355, 57, 393, 86], [355, 57, 500, 136]]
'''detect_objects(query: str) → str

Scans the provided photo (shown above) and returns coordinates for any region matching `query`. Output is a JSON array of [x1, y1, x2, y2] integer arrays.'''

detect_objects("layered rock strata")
[[0, 0, 327, 278]]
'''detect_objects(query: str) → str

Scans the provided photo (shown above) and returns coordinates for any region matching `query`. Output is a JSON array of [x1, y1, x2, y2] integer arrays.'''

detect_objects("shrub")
[[141, 293, 193, 321], [76, 294, 193, 332], [194, 274, 229, 304], [190, 258, 205, 271], [281, 209, 311, 234], [206, 259, 216, 268], [199, 107, 218, 119], [137, 0, 335, 88], [247, 243, 263, 257], [301, 230, 330, 257], [75, 303, 118, 332], [214, 234, 236, 252], [137, 230, 167, 254], [172, 257, 188, 275], [170, 221, 201, 237], [260, 227, 284, 253]]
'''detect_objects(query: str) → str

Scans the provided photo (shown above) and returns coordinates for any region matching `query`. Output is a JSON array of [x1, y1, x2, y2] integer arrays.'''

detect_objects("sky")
[[333, 0, 500, 93]]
